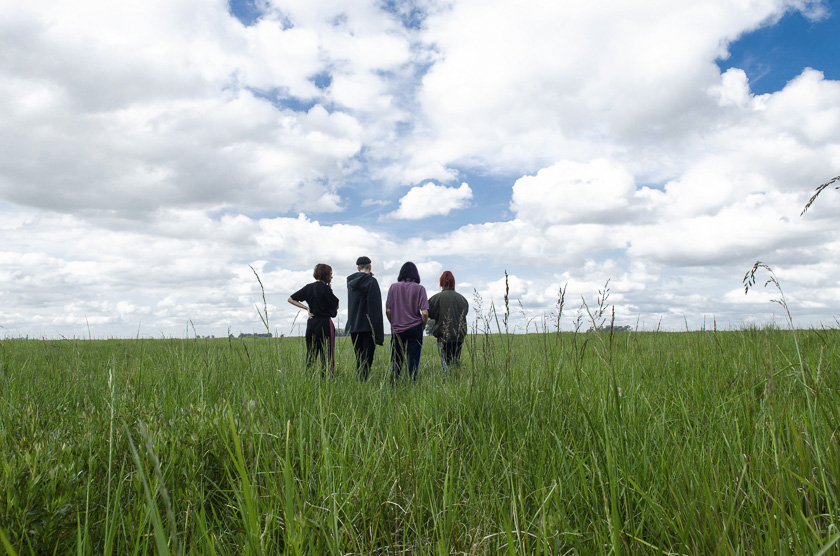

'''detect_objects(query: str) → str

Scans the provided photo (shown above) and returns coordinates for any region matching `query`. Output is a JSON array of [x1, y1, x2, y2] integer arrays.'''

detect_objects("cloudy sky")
[[1, 0, 839, 338]]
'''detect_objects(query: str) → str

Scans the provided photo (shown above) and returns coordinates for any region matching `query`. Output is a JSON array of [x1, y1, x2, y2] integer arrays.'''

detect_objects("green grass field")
[[1, 327, 839, 554]]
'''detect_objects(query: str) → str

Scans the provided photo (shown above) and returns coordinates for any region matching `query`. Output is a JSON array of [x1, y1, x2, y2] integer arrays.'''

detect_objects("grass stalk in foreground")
[[0, 327, 838, 553]]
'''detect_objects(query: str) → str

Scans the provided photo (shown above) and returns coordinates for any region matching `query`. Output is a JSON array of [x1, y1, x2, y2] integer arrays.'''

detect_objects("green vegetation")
[[0, 326, 838, 554]]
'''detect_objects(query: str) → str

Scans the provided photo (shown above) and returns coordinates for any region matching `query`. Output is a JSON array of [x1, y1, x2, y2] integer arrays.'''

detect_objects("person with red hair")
[[288, 263, 339, 376], [428, 270, 469, 370]]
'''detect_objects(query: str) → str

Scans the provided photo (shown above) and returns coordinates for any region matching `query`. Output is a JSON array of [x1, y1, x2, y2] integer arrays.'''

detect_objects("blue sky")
[[1, 0, 839, 338], [720, 2, 840, 93]]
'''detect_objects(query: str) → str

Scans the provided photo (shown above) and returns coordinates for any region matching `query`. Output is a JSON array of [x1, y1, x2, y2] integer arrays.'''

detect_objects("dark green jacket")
[[428, 289, 469, 342]]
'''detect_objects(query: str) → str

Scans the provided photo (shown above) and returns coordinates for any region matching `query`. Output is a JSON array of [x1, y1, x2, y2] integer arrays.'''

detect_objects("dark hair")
[[356, 256, 371, 266], [397, 261, 421, 284], [313, 263, 332, 284], [439, 270, 455, 291]]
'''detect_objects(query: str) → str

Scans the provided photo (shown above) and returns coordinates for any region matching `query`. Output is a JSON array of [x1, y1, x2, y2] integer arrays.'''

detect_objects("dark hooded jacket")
[[345, 272, 384, 345], [428, 289, 469, 343]]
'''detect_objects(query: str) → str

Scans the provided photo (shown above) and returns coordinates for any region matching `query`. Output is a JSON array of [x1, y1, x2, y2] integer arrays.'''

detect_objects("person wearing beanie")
[[345, 256, 384, 380]]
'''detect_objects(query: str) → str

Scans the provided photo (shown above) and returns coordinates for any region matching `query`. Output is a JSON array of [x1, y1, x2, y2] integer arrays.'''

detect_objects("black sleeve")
[[290, 283, 311, 303], [369, 280, 385, 345], [329, 290, 339, 318]]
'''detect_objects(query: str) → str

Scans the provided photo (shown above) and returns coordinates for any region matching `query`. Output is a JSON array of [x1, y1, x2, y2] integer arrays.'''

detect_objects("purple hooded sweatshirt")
[[386, 281, 429, 333]]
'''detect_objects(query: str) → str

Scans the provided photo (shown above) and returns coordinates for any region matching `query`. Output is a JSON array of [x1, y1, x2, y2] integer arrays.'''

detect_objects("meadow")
[[0, 324, 839, 554]]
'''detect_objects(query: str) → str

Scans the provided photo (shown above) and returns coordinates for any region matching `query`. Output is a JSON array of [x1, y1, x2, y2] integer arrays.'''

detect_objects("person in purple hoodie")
[[385, 262, 429, 382]]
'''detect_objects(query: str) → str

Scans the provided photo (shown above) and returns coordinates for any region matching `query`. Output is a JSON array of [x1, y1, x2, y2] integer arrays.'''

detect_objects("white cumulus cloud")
[[389, 182, 473, 220], [1, 0, 839, 337], [511, 159, 639, 225]]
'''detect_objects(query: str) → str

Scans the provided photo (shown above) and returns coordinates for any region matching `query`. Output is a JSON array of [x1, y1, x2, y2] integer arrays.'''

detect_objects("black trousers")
[[351, 332, 376, 380], [437, 339, 464, 371], [305, 318, 333, 377]]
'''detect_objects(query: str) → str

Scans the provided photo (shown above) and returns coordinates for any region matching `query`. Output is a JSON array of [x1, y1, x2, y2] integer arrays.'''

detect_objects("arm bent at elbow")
[[288, 297, 312, 318]]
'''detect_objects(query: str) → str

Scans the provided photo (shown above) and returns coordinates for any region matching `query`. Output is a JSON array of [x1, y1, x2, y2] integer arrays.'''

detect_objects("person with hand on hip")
[[288, 263, 339, 376]]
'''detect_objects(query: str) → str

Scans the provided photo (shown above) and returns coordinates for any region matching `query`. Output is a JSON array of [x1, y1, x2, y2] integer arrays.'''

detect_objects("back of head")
[[356, 255, 371, 272], [439, 270, 455, 291], [313, 263, 332, 285], [397, 261, 421, 284]]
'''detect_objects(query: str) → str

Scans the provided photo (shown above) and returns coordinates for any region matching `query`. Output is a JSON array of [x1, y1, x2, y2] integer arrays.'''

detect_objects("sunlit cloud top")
[[1, 0, 838, 338]]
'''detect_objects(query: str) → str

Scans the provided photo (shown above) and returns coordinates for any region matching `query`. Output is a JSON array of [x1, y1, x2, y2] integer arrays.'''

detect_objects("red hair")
[[439, 270, 455, 291]]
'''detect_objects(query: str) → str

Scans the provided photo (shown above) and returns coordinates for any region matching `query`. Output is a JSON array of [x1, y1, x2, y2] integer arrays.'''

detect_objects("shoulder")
[[299, 281, 318, 297], [316, 281, 335, 295], [290, 283, 308, 300]]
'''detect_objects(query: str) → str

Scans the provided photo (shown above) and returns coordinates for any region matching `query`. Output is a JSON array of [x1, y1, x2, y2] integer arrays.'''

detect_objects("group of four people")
[[287, 257, 469, 380]]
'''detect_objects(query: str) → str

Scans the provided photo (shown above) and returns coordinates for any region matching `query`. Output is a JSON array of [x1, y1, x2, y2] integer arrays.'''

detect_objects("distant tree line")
[[587, 324, 632, 333]]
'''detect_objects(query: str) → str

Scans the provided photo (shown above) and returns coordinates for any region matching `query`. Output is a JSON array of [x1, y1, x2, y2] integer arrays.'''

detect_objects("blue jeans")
[[391, 324, 424, 381]]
